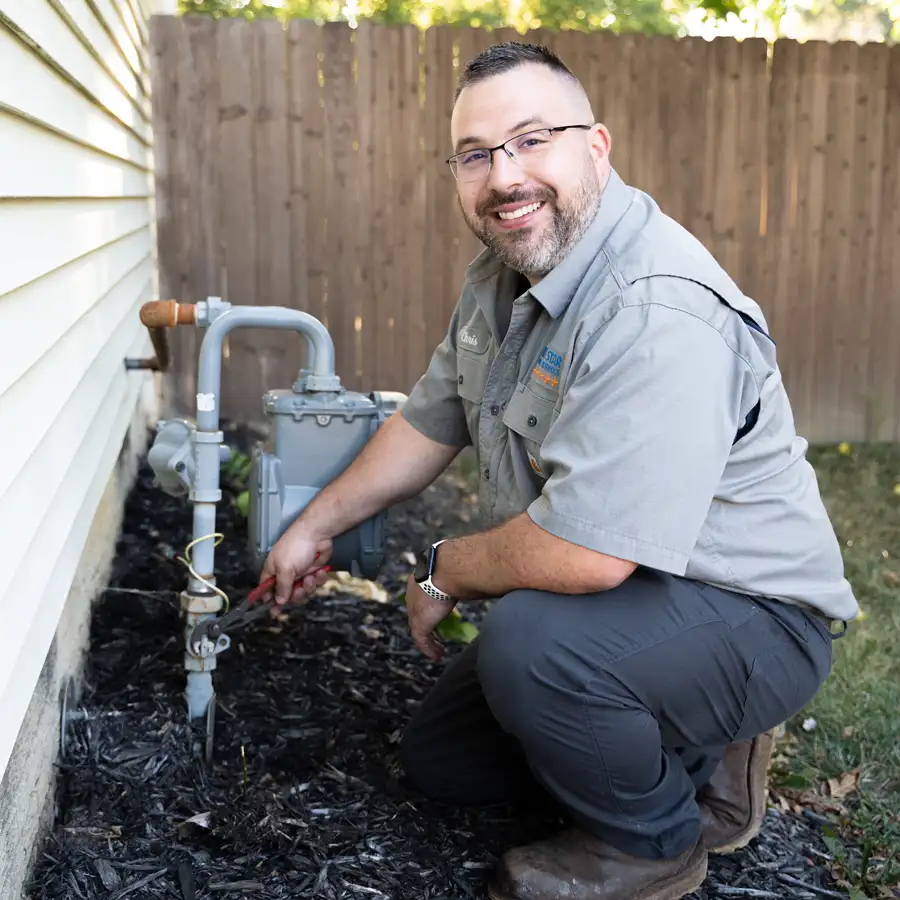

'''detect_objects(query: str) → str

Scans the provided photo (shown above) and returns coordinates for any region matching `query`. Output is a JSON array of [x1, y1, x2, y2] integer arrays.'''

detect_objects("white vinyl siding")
[[0, 0, 157, 783], [0, 111, 152, 198]]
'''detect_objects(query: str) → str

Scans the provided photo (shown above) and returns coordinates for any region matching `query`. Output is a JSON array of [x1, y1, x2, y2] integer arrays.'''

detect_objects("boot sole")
[[708, 729, 777, 855], [487, 841, 708, 900]]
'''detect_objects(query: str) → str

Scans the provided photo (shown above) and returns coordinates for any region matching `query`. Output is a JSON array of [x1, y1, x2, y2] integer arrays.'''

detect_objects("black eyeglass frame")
[[445, 124, 594, 180]]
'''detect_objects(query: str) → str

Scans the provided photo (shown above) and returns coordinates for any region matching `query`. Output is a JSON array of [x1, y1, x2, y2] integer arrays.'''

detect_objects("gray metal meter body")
[[248, 385, 402, 579]]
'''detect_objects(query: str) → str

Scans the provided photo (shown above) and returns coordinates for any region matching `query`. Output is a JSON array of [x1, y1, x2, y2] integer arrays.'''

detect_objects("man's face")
[[450, 63, 611, 282]]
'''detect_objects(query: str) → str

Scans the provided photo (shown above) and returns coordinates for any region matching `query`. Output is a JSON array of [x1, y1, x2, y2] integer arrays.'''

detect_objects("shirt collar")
[[529, 168, 633, 317], [465, 167, 634, 319]]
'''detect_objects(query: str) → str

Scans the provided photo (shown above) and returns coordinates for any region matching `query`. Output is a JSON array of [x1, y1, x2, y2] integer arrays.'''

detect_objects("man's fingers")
[[411, 625, 443, 661], [275, 568, 296, 606]]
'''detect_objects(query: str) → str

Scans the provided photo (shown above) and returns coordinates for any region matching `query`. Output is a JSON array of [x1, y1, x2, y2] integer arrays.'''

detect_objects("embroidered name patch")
[[532, 346, 562, 389], [458, 327, 483, 351]]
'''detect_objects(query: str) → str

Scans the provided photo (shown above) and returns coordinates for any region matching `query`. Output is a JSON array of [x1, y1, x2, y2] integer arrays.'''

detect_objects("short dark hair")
[[454, 41, 579, 101]]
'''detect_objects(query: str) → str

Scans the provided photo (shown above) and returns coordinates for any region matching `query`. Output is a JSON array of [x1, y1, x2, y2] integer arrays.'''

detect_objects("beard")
[[460, 160, 603, 280]]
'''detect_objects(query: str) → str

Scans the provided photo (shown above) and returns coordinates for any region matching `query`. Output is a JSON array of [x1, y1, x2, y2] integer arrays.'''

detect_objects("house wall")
[[0, 0, 160, 894]]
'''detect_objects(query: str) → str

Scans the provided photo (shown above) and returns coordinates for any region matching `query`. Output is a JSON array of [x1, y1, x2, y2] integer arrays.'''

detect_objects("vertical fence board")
[[321, 23, 359, 384], [587, 32, 633, 186], [709, 37, 742, 275], [814, 42, 852, 440], [399, 24, 427, 390], [849, 44, 889, 440], [736, 39, 768, 299], [367, 24, 396, 390], [665, 36, 709, 231], [149, 18, 900, 442], [250, 21, 294, 408], [423, 25, 457, 364], [216, 19, 259, 422], [149, 15, 194, 414], [873, 45, 900, 440], [354, 22, 375, 385], [761, 38, 799, 349], [288, 18, 325, 363], [787, 41, 830, 440]]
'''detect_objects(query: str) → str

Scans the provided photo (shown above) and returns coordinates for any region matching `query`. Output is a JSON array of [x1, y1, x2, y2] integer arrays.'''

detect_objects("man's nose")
[[486, 148, 524, 192]]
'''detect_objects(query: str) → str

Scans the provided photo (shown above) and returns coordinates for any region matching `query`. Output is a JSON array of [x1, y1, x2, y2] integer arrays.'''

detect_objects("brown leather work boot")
[[698, 729, 777, 854], [486, 827, 708, 900]]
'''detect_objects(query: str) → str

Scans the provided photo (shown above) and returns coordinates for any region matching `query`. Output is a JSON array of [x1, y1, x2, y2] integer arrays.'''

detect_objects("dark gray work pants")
[[398, 568, 835, 859]]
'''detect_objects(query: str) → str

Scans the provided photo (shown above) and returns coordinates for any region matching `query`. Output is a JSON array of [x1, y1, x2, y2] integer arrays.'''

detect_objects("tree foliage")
[[177, 0, 726, 35], [177, 0, 896, 40]]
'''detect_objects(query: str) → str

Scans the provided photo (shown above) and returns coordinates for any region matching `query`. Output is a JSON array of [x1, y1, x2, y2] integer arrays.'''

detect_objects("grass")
[[773, 442, 900, 897]]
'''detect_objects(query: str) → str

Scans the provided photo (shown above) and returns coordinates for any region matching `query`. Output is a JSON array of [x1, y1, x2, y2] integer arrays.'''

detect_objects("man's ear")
[[589, 123, 612, 164]]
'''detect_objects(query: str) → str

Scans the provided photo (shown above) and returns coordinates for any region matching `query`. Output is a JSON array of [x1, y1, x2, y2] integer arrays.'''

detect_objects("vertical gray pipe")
[[188, 306, 338, 586], [185, 307, 338, 721]]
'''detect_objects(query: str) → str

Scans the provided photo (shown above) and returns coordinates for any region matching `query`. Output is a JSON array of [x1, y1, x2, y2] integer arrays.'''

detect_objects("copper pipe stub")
[[140, 299, 197, 329]]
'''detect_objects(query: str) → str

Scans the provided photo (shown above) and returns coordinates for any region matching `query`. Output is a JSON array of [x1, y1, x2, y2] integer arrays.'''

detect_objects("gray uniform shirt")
[[401, 169, 858, 623]]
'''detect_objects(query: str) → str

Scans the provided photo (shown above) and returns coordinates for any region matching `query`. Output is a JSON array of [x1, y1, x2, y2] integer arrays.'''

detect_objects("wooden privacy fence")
[[149, 16, 900, 442]]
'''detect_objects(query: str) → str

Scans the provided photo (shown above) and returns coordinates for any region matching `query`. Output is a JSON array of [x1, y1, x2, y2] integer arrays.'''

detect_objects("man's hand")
[[260, 525, 334, 608], [404, 574, 457, 661]]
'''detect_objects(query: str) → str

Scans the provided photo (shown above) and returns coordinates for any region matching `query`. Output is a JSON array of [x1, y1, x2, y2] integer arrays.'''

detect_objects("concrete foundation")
[[0, 381, 158, 900]]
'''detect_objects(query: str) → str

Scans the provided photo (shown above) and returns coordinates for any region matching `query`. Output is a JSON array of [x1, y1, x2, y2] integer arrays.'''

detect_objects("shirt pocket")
[[502, 385, 558, 479], [456, 351, 490, 403]]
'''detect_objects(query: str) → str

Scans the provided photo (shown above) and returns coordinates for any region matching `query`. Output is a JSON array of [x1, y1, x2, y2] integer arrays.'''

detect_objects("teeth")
[[498, 202, 541, 220]]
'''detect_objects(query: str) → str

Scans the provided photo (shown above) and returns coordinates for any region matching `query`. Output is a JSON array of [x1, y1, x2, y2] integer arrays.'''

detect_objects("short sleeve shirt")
[[401, 169, 858, 623]]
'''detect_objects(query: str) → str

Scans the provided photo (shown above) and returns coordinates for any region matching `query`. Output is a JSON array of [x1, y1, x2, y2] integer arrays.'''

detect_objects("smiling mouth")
[[496, 201, 544, 221]]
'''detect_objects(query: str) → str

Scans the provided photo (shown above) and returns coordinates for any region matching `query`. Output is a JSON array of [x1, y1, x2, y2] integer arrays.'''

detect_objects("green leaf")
[[436, 617, 479, 644], [236, 490, 250, 517], [778, 771, 817, 789]]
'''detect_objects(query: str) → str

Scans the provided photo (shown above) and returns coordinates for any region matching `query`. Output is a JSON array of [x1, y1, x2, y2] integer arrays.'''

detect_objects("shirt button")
[[490, 404, 499, 416], [483, 468, 490, 480], [527, 415, 538, 427]]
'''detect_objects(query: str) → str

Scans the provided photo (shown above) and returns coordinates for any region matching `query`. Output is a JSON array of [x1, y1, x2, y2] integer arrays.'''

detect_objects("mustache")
[[476, 187, 556, 218]]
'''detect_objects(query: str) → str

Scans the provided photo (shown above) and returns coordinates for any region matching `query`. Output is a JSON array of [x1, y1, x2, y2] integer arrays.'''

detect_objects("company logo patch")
[[532, 345, 562, 389], [458, 327, 482, 351]]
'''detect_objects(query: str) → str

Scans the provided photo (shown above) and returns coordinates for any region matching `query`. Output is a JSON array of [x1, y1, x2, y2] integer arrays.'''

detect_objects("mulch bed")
[[26, 428, 848, 900]]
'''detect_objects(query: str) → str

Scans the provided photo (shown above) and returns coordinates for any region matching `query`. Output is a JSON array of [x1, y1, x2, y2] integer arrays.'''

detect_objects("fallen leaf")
[[318, 573, 389, 603], [826, 769, 860, 800], [177, 812, 212, 838]]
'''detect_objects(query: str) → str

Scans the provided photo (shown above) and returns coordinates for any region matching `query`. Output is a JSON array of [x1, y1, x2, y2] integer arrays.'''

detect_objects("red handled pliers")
[[188, 565, 329, 658]]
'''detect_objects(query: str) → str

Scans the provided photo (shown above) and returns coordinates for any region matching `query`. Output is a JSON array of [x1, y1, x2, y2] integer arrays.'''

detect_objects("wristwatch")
[[413, 540, 456, 603]]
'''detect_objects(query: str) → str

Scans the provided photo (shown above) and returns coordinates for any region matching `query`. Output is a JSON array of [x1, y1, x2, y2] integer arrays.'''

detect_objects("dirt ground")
[[26, 432, 848, 899]]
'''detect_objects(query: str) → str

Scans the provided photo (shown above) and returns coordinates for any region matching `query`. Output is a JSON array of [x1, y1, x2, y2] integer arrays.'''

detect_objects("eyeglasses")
[[446, 125, 593, 183]]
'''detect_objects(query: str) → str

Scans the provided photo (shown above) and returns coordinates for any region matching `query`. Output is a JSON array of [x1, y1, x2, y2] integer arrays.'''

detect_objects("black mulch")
[[26, 429, 848, 900]]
